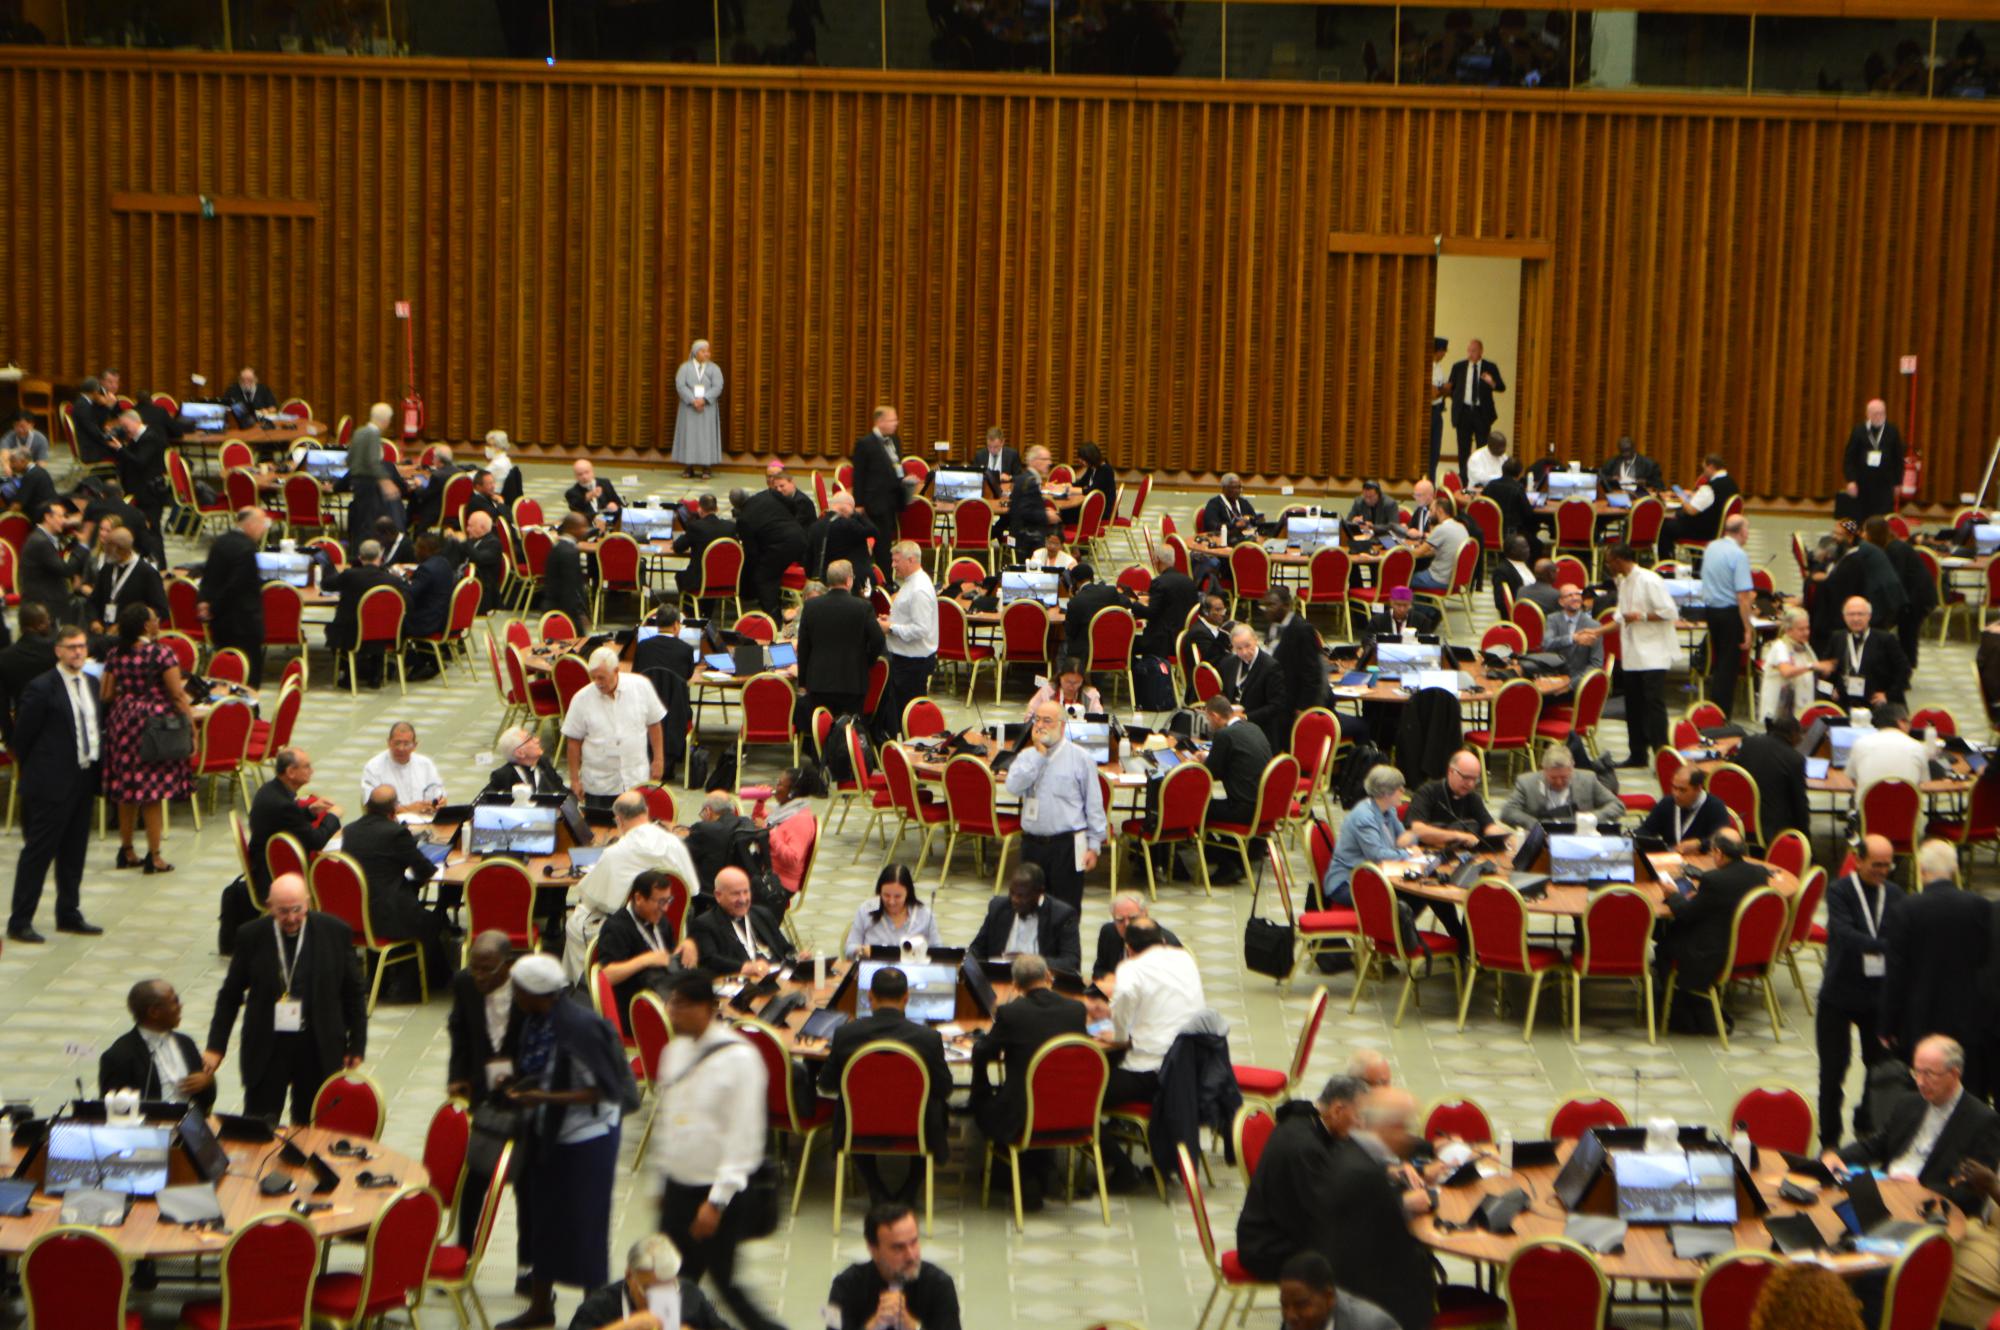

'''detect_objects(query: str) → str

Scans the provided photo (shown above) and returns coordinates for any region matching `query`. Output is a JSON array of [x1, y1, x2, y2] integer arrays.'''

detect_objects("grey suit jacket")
[[347, 424, 387, 483], [1499, 769, 1623, 830], [1282, 1293, 1402, 1330]]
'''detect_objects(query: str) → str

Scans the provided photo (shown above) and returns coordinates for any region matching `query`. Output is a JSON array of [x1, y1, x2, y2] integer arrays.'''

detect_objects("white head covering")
[[689, 339, 710, 361], [511, 954, 567, 995]]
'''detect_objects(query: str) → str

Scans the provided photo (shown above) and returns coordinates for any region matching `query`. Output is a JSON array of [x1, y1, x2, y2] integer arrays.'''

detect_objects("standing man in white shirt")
[[563, 789, 701, 979], [878, 541, 938, 738], [1097, 920, 1204, 1189], [357, 721, 446, 813], [1844, 703, 1931, 804], [652, 971, 787, 1330], [1606, 544, 1677, 768], [562, 646, 666, 807]]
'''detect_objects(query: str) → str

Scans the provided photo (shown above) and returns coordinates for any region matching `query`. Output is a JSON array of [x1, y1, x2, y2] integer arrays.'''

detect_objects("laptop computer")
[[1839, 1171, 1928, 1249], [298, 448, 348, 481], [617, 506, 675, 540], [1548, 834, 1637, 886], [1611, 1149, 1738, 1225], [999, 570, 1061, 607], [469, 803, 560, 857], [255, 551, 314, 589], [932, 468, 984, 504], [1829, 726, 1861, 769]]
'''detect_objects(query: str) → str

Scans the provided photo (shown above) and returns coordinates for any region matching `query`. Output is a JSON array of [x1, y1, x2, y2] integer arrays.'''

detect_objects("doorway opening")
[[1431, 255, 1524, 483]]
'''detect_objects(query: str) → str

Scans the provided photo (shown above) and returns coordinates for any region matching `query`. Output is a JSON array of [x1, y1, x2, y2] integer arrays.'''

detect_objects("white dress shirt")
[[1006, 913, 1040, 957], [358, 750, 445, 806], [564, 821, 700, 978], [1466, 449, 1506, 488], [650, 1022, 768, 1205], [560, 674, 668, 796], [59, 665, 100, 766], [886, 568, 939, 657], [1615, 564, 1679, 672], [1685, 472, 1726, 514], [483, 983, 514, 1054], [1759, 638, 1819, 724], [140, 1027, 190, 1102], [1891, 1088, 1962, 1180], [1111, 944, 1206, 1074], [1846, 726, 1929, 801]]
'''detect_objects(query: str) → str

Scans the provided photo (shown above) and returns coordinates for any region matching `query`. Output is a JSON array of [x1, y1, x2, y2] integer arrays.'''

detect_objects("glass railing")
[[5, 2, 1995, 101]]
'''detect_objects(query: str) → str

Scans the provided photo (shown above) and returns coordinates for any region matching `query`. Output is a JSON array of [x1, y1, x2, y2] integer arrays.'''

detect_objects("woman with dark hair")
[[99, 603, 193, 873], [763, 760, 826, 897], [842, 863, 941, 957], [1023, 656, 1103, 719], [1070, 440, 1119, 520]]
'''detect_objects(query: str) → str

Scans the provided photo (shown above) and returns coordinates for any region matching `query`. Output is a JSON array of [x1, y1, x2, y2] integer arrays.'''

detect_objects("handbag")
[[139, 712, 194, 764], [1242, 916, 1296, 980], [464, 1099, 521, 1175]]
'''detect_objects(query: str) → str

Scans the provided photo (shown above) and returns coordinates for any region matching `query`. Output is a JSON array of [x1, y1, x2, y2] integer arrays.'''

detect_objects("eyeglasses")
[[1913, 1065, 1955, 1081]]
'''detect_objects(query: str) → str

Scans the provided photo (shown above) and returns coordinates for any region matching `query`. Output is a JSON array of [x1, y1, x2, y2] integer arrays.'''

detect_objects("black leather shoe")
[[56, 918, 104, 936], [7, 926, 46, 944]]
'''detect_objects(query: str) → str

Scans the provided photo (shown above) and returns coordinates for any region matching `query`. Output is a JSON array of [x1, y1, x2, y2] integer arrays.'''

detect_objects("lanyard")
[[734, 916, 757, 957], [275, 918, 304, 996], [1853, 878, 1884, 937], [631, 905, 665, 953], [108, 559, 137, 603], [1674, 795, 1703, 844], [1848, 633, 1868, 673]]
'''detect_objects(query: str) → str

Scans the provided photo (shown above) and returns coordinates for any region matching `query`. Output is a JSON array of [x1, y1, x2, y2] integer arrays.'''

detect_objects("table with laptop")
[[1687, 716, 1984, 826], [1415, 1120, 1961, 1286], [904, 711, 1189, 818], [173, 401, 323, 472], [0, 1103, 423, 1256]]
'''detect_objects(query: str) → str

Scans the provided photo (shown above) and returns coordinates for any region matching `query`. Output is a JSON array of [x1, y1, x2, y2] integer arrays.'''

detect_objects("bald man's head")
[[268, 874, 309, 933]]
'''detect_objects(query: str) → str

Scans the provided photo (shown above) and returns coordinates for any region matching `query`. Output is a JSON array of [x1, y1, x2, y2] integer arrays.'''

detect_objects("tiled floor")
[[0, 465, 1985, 1328]]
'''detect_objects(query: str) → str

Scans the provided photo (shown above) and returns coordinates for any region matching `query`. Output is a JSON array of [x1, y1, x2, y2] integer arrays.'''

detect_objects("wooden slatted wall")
[[2, 52, 1997, 503]]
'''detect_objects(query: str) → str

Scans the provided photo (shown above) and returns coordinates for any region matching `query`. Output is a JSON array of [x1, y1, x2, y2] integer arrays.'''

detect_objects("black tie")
[[1853, 634, 1866, 653]]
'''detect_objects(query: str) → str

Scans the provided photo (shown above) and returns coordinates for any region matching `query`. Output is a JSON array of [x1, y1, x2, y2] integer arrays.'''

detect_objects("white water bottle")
[[1496, 1129, 1513, 1171], [0, 1112, 13, 1162], [1732, 1125, 1754, 1172]]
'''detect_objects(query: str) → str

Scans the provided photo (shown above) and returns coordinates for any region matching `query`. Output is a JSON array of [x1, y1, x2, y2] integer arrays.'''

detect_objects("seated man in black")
[[1198, 693, 1274, 883], [1361, 586, 1442, 649], [483, 726, 568, 799], [1345, 479, 1399, 536], [99, 979, 217, 1113], [1655, 828, 1767, 1029], [1635, 765, 1732, 854], [686, 867, 796, 976], [248, 747, 341, 895], [567, 1234, 729, 1330], [1092, 893, 1182, 980], [1405, 749, 1511, 946], [825, 1203, 962, 1330], [1201, 472, 1262, 544], [564, 458, 623, 528], [342, 785, 448, 983], [968, 863, 1082, 976], [818, 967, 953, 1204], [1833, 1033, 2000, 1219], [593, 870, 682, 1027], [673, 493, 737, 596], [221, 366, 279, 418], [325, 538, 404, 689], [684, 790, 752, 897], [1599, 434, 1664, 493], [1481, 458, 1539, 559], [633, 599, 698, 683], [970, 953, 1089, 1212]]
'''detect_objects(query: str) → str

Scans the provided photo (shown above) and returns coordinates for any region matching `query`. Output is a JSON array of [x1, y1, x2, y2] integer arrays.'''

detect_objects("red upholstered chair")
[[937, 754, 1022, 896], [1119, 760, 1213, 899], [1691, 1249, 1781, 1330], [347, 585, 409, 695], [1205, 754, 1299, 885], [1859, 777, 1922, 864], [948, 496, 996, 572], [1538, 668, 1610, 757], [1232, 1104, 1277, 1188], [1553, 498, 1598, 571], [413, 576, 482, 681], [464, 859, 537, 952], [935, 596, 994, 703], [1350, 544, 1415, 611], [1229, 544, 1271, 619], [637, 784, 676, 826], [1548, 1095, 1628, 1140], [1511, 598, 1546, 650], [259, 581, 311, 687], [585, 967, 643, 1078], [278, 396, 313, 420], [683, 536, 745, 620], [1570, 885, 1657, 1042], [1462, 679, 1542, 797], [878, 742, 950, 870], [22, 1225, 137, 1330], [537, 610, 577, 643], [1349, 865, 1462, 1027], [863, 657, 891, 720], [311, 852, 428, 1013], [1479, 623, 1527, 657], [1779, 866, 1828, 1013], [264, 831, 308, 895], [1423, 1097, 1495, 1146], [901, 696, 948, 741], [440, 471, 473, 528], [1296, 818, 1362, 958], [737, 1018, 835, 1217], [206, 647, 251, 686], [1707, 762, 1761, 846], [979, 1035, 1112, 1230], [1233, 987, 1327, 1108], [1085, 605, 1138, 707], [219, 438, 255, 471], [1178, 1141, 1276, 1330], [833, 1042, 939, 1233], [1625, 496, 1666, 551], [421, 1099, 473, 1229], [737, 673, 800, 786], [424, 1140, 514, 1330], [629, 992, 672, 1158], [1663, 887, 1788, 1050], [1301, 545, 1352, 636], [1289, 708, 1341, 831], [1764, 828, 1811, 882], [1928, 767, 2000, 869], [312, 1069, 388, 1139], [281, 472, 331, 538], [511, 496, 544, 528], [1115, 564, 1152, 597], [1192, 661, 1224, 705], [1502, 1237, 1610, 1329], [733, 611, 778, 644], [995, 598, 1052, 702], [898, 496, 939, 561], [1728, 1084, 1815, 1155], [309, 1187, 444, 1330], [175, 1211, 319, 1330], [188, 697, 256, 826], [1880, 1225, 1956, 1330], [1550, 555, 1589, 590], [590, 532, 643, 624], [1457, 880, 1567, 1040], [159, 627, 201, 675]]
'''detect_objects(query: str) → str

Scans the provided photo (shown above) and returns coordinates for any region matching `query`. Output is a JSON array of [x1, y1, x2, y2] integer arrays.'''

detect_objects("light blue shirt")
[[842, 900, 943, 957], [1004, 737, 1108, 849], [1323, 798, 1405, 905], [1699, 536, 1752, 611]]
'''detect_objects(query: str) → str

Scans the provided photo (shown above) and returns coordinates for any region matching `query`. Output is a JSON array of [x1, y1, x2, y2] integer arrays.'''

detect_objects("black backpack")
[[731, 823, 790, 917], [1336, 742, 1390, 809]]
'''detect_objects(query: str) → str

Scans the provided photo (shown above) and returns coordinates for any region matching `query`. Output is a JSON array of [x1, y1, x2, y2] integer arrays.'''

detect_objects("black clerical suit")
[[208, 912, 367, 1124], [248, 777, 342, 893], [977, 445, 1024, 495], [12, 463, 57, 521], [8, 665, 103, 936], [0, 631, 54, 745], [1137, 569, 1198, 660], [407, 462, 459, 531], [1222, 649, 1289, 756], [339, 810, 446, 971], [404, 554, 455, 639], [99, 1027, 216, 1114], [1844, 420, 1906, 521], [633, 630, 697, 686], [109, 425, 171, 564], [1881, 879, 1994, 1095], [1272, 614, 1330, 733], [970, 986, 1090, 1147], [1657, 858, 1768, 994], [685, 813, 753, 897], [463, 490, 508, 531], [736, 488, 808, 618], [851, 431, 906, 578], [1635, 792, 1732, 848], [564, 477, 624, 524], [325, 563, 404, 686], [1730, 732, 1813, 842], [1205, 716, 1273, 827], [1819, 627, 1912, 709], [1599, 450, 1665, 493], [1840, 1091, 2000, 1218], [446, 967, 527, 1252], [967, 895, 1083, 975], [19, 528, 77, 623], [1816, 872, 1904, 1149], [1362, 606, 1443, 647], [1447, 356, 1506, 473], [1200, 493, 1261, 544], [222, 381, 279, 417], [688, 905, 794, 974], [673, 514, 737, 595], [458, 532, 505, 614], [85, 555, 168, 630], [1062, 581, 1124, 665], [806, 512, 878, 588], [1008, 468, 1051, 562], [796, 588, 885, 719], [594, 905, 677, 1031], [71, 393, 114, 463], [199, 529, 266, 687], [541, 536, 590, 630], [482, 757, 566, 799]]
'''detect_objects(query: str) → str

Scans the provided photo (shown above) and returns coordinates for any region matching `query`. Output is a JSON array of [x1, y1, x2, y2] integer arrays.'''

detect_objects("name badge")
[[693, 384, 706, 401], [1023, 795, 1039, 823], [273, 999, 304, 1033], [1845, 674, 1867, 697], [1863, 954, 1886, 979], [1866, 449, 1883, 468]]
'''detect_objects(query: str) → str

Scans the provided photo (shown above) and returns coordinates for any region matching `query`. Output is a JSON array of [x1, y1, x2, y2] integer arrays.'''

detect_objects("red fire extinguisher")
[[395, 299, 424, 442], [1898, 356, 1921, 502]]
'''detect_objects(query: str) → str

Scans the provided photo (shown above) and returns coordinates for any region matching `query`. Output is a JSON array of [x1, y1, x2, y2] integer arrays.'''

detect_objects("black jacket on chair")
[[967, 896, 1082, 976], [446, 968, 524, 1108], [1731, 733, 1814, 842], [206, 912, 367, 1085], [1880, 879, 1993, 1068], [1659, 859, 1768, 993], [797, 590, 885, 701], [688, 905, 795, 974], [817, 1009, 953, 1155], [1840, 1090, 2000, 1217], [541, 539, 590, 629], [1817, 872, 1903, 1013], [969, 987, 1090, 1145], [1062, 582, 1124, 663], [325, 564, 404, 653], [98, 1027, 216, 1114]]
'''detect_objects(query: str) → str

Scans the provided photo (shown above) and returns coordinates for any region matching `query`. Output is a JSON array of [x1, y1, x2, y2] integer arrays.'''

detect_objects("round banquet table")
[[0, 1124, 427, 1258], [1415, 1140, 1963, 1285]]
